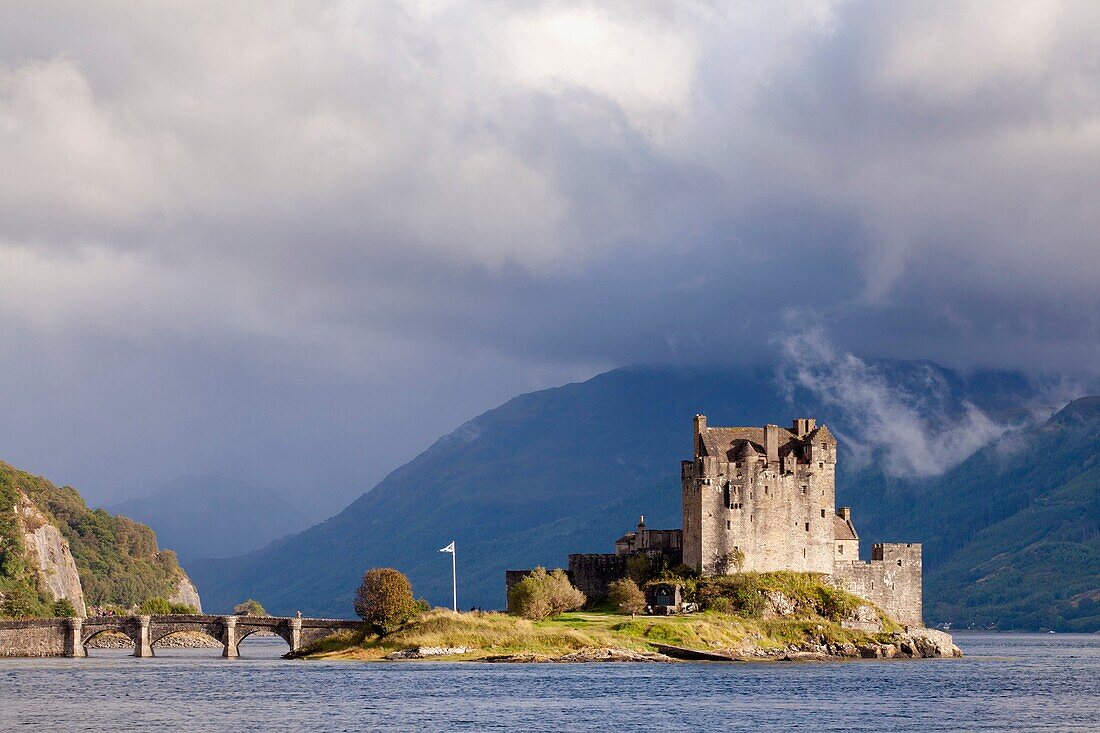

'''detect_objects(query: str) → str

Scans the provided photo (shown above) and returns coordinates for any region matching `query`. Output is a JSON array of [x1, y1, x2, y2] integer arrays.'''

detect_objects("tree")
[[508, 567, 585, 620], [233, 599, 268, 616], [140, 596, 172, 615], [52, 598, 78, 618], [354, 568, 417, 633], [508, 572, 551, 621], [625, 554, 653, 586], [607, 578, 646, 617], [1, 587, 41, 619], [545, 568, 586, 616]]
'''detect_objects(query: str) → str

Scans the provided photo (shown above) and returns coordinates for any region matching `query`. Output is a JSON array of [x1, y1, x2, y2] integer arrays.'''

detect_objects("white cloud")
[[778, 330, 1010, 477]]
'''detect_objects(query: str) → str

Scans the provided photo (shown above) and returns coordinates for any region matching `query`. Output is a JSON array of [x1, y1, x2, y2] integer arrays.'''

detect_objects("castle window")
[[821, 509, 826, 518], [819, 462, 824, 469], [800, 485, 807, 495], [805, 523, 810, 531], [897, 560, 903, 566], [838, 544, 844, 554], [727, 520, 731, 530], [803, 548, 806, 558]]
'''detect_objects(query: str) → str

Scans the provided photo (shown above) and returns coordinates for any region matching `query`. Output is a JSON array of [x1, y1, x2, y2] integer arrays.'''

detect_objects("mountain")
[[189, 361, 1069, 622], [866, 397, 1100, 631], [0, 460, 201, 617], [107, 474, 308, 562]]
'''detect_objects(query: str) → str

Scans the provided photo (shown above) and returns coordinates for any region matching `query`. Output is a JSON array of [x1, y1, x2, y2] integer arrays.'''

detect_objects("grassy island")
[[300, 572, 960, 662]]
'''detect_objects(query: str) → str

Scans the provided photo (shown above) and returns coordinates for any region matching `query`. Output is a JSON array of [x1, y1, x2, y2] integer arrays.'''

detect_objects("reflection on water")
[[2, 633, 1097, 732]]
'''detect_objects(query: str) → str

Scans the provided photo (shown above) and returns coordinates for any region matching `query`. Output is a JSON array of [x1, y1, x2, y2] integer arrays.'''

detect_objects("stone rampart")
[[567, 553, 627, 602], [834, 543, 923, 627]]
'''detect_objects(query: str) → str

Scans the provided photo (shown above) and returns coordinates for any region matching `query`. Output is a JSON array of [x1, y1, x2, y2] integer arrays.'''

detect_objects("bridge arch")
[[234, 627, 293, 653], [81, 626, 139, 649], [148, 617, 226, 647]]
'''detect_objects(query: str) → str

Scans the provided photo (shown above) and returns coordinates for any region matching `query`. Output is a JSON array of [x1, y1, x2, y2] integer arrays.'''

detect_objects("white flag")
[[439, 541, 455, 553]]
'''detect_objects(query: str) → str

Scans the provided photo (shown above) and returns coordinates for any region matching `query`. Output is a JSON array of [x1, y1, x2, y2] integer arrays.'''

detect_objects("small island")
[[302, 415, 961, 663], [301, 569, 960, 663]]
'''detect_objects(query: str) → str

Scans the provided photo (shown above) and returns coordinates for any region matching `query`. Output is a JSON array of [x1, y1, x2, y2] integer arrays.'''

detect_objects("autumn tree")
[[508, 567, 586, 620], [607, 578, 646, 617], [233, 599, 268, 616], [355, 568, 417, 633]]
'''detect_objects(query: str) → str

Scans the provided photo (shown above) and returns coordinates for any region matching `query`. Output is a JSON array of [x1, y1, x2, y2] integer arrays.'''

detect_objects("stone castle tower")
[[680, 414, 923, 626], [682, 416, 837, 575]]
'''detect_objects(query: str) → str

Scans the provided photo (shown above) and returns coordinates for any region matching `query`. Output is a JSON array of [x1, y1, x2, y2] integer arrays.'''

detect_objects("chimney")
[[837, 507, 851, 521], [765, 424, 779, 465], [694, 414, 707, 433], [792, 418, 817, 437], [637, 515, 646, 532]]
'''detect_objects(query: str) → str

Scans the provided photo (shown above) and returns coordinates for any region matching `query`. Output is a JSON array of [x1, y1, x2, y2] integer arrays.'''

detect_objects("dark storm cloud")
[[1, 1, 1098, 503]]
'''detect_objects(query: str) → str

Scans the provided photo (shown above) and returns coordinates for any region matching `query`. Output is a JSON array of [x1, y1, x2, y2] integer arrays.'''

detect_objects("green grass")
[[304, 606, 891, 661]]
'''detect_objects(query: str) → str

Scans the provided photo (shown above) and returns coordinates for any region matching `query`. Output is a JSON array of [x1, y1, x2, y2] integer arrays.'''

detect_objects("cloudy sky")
[[2, 1, 1098, 510]]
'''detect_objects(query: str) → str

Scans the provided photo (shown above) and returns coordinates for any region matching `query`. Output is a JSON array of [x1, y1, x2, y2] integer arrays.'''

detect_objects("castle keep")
[[682, 415, 922, 625], [512, 414, 924, 627]]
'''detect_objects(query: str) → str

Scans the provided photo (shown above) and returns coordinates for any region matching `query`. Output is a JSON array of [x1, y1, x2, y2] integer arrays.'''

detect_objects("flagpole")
[[440, 541, 457, 612]]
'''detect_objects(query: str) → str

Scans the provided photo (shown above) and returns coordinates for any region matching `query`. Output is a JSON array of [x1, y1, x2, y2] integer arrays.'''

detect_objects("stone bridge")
[[0, 615, 362, 658]]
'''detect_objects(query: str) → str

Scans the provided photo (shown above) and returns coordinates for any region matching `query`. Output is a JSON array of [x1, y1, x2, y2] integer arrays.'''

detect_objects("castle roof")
[[699, 426, 836, 458], [698, 427, 779, 458], [834, 514, 858, 541]]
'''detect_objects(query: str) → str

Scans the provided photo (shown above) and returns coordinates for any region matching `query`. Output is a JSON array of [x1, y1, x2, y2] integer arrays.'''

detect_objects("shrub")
[[1, 586, 41, 619], [625, 555, 653, 586], [814, 585, 859, 621], [355, 568, 417, 632], [508, 567, 586, 620], [716, 548, 745, 574], [607, 578, 646, 616], [508, 575, 551, 621], [140, 596, 173, 615], [697, 575, 767, 618], [52, 598, 77, 617], [169, 602, 197, 614], [233, 599, 268, 616]]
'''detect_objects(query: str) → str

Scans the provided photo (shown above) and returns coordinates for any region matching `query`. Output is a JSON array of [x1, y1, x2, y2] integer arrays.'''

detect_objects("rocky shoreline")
[[378, 627, 961, 663]]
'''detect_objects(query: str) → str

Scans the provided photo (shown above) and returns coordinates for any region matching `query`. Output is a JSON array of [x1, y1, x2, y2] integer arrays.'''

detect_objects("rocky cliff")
[[168, 575, 203, 614], [17, 497, 85, 616], [0, 460, 201, 618]]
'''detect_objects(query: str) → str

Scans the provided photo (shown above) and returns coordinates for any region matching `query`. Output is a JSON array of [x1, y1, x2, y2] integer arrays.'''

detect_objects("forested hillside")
[[860, 397, 1100, 630], [0, 461, 196, 617]]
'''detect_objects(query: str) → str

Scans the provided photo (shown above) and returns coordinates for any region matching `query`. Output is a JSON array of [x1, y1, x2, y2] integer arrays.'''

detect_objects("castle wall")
[[834, 543, 923, 627], [567, 554, 627, 602]]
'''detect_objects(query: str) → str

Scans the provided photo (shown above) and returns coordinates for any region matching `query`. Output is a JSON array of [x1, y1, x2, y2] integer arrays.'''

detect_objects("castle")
[[517, 414, 923, 627]]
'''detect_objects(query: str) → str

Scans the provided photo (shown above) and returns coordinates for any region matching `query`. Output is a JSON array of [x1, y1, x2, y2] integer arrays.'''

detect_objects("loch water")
[[1, 632, 1097, 732]]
